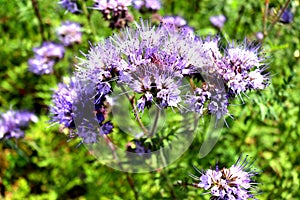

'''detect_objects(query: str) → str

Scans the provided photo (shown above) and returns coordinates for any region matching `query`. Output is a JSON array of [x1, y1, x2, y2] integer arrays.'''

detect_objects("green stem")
[[118, 84, 149, 135], [31, 0, 45, 41], [148, 108, 160, 137], [80, 0, 97, 37]]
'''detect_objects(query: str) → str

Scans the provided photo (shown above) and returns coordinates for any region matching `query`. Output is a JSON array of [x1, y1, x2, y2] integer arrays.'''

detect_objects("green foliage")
[[0, 0, 299, 199]]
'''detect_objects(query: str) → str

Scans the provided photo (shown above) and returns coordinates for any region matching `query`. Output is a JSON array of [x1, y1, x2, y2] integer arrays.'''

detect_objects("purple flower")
[[93, 0, 133, 29], [0, 110, 37, 140], [58, 0, 81, 14], [28, 57, 55, 75], [280, 8, 293, 24], [217, 41, 269, 96], [210, 15, 226, 29], [191, 155, 260, 199], [50, 78, 77, 129], [28, 42, 65, 75], [133, 0, 161, 11], [78, 20, 205, 112], [57, 21, 82, 47], [100, 121, 114, 135]]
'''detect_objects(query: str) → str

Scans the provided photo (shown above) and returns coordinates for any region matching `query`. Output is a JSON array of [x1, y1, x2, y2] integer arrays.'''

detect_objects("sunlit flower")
[[190, 155, 260, 200]]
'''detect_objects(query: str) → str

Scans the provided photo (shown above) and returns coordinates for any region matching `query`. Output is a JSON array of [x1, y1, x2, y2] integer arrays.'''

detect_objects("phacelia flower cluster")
[[50, 77, 113, 144], [75, 20, 269, 122], [217, 41, 269, 97], [133, 0, 161, 12], [58, 0, 81, 14], [57, 21, 82, 47], [0, 110, 38, 140], [28, 42, 65, 75], [191, 155, 260, 199], [210, 15, 226, 29], [93, 0, 134, 29]]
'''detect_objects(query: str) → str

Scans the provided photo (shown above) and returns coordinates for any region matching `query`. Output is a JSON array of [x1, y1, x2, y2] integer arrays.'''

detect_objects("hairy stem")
[[119, 84, 149, 135]]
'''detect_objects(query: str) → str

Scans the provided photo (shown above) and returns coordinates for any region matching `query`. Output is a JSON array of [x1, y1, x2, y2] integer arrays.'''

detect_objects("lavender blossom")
[[50, 78, 77, 129], [57, 21, 82, 47], [28, 42, 65, 75], [133, 0, 161, 11], [210, 15, 226, 29], [93, 0, 134, 29], [77, 20, 210, 112], [50, 77, 113, 144], [58, 0, 81, 14], [190, 155, 260, 199], [0, 110, 38, 140], [217, 42, 269, 96]]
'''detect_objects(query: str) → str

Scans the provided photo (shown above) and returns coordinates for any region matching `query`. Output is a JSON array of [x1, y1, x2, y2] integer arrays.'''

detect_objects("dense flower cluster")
[[210, 15, 226, 29], [58, 0, 81, 14], [0, 110, 38, 140], [28, 42, 65, 75], [57, 21, 82, 46], [133, 0, 161, 12], [191, 155, 260, 199], [75, 20, 269, 122], [50, 78, 113, 144], [93, 0, 134, 29]]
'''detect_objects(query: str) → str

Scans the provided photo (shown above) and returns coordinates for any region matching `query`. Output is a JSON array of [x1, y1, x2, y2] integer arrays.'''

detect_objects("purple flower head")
[[191, 155, 260, 199], [217, 41, 269, 96], [28, 42, 65, 75], [50, 77, 77, 129], [33, 42, 65, 60], [0, 110, 38, 140], [93, 0, 133, 29], [58, 0, 81, 14], [94, 0, 132, 10], [133, 0, 161, 11], [28, 57, 55, 75], [57, 21, 82, 47], [100, 121, 114, 135], [186, 86, 211, 115], [210, 15, 226, 29], [78, 20, 209, 112], [280, 8, 293, 24]]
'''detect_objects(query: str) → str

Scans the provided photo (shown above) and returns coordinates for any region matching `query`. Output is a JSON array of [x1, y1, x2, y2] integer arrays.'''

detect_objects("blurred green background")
[[0, 0, 299, 199]]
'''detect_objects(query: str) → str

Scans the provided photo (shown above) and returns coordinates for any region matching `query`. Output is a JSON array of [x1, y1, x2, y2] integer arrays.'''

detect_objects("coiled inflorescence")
[[190, 155, 260, 200], [51, 20, 269, 144]]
